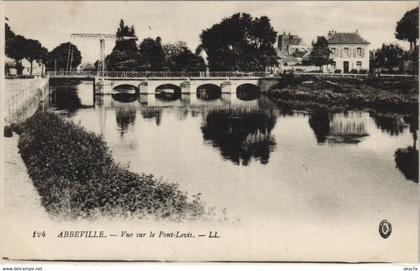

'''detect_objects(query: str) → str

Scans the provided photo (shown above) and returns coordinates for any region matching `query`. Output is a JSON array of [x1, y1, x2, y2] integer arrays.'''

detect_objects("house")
[[327, 30, 370, 73], [5, 56, 45, 76]]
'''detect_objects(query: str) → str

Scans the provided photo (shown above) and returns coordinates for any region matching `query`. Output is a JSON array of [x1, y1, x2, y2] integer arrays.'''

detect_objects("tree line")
[[5, 21, 82, 75], [103, 15, 278, 72], [5, 7, 418, 74]]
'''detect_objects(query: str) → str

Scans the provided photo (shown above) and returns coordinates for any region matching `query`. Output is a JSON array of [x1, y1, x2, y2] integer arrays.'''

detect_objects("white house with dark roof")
[[327, 30, 370, 73]]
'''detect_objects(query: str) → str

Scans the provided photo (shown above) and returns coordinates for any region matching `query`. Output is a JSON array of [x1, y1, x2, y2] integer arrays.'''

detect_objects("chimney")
[[327, 30, 333, 39]]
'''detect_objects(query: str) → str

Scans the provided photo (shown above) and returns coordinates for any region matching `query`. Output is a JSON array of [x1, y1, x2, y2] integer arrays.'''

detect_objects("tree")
[[6, 35, 28, 75], [395, 7, 418, 50], [138, 37, 167, 71], [308, 36, 332, 71], [47, 42, 82, 71], [172, 48, 206, 71], [5, 23, 48, 75], [370, 43, 405, 72], [200, 13, 278, 71], [106, 19, 140, 71], [163, 41, 188, 70], [5, 23, 15, 41], [23, 39, 45, 75]]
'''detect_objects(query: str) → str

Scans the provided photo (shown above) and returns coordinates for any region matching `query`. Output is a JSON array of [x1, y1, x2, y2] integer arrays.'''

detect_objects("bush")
[[350, 69, 358, 74], [359, 69, 368, 74], [334, 69, 341, 74], [16, 112, 205, 220]]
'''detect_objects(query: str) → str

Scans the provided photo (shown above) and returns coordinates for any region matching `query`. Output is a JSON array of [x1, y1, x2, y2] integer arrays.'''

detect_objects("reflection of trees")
[[114, 102, 137, 135], [50, 85, 83, 114], [141, 107, 162, 126], [394, 113, 418, 183], [404, 114, 418, 149], [395, 147, 418, 183], [201, 108, 276, 166], [370, 112, 406, 136], [308, 111, 330, 143]]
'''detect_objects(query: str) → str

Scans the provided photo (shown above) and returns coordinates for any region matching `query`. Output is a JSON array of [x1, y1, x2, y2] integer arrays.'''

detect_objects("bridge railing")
[[46, 70, 271, 78]]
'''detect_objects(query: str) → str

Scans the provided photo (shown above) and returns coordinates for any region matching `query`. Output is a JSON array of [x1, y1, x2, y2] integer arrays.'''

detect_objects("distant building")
[[275, 32, 310, 69], [327, 30, 370, 73]]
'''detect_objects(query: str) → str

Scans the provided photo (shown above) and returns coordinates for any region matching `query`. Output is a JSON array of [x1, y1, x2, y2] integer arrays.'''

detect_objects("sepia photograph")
[[1, 0, 419, 266]]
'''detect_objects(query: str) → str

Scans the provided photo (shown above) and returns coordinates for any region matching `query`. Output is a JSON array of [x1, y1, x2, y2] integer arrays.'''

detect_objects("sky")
[[4, 1, 419, 63]]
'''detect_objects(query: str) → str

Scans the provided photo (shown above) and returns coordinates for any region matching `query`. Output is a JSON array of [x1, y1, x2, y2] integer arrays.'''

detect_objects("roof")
[[327, 32, 370, 45]]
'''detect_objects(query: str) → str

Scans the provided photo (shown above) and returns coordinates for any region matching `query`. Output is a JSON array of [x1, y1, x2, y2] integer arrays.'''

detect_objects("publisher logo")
[[379, 219, 392, 239]]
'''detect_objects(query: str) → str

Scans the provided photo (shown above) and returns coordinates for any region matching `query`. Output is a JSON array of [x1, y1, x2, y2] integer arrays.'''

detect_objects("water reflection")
[[308, 111, 330, 143], [113, 100, 137, 135], [308, 111, 369, 144], [112, 93, 139, 103], [370, 112, 407, 136], [50, 82, 94, 115], [201, 108, 276, 166], [394, 113, 418, 182], [48, 82, 418, 185], [50, 85, 82, 114], [395, 147, 418, 183], [141, 107, 162, 126]]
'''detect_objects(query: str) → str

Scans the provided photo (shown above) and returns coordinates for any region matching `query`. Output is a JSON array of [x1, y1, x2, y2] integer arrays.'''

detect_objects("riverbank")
[[12, 112, 205, 220], [261, 75, 418, 114], [3, 135, 50, 220]]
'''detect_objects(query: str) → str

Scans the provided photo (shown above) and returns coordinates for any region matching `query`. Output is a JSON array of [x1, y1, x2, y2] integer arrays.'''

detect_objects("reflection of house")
[[276, 32, 310, 67], [326, 30, 370, 73], [309, 111, 369, 144], [5, 56, 45, 76], [330, 112, 367, 136]]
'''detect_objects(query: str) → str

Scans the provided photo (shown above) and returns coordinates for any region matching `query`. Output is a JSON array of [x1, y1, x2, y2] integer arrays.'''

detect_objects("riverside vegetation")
[[13, 112, 206, 220], [262, 75, 418, 114]]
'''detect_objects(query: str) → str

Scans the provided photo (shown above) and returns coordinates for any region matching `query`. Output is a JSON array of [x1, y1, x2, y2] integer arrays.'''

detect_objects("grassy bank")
[[13, 112, 205, 220], [261, 75, 418, 113]]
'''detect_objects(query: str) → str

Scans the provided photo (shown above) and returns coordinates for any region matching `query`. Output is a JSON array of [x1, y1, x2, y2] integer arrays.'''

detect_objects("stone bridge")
[[101, 78, 261, 95]]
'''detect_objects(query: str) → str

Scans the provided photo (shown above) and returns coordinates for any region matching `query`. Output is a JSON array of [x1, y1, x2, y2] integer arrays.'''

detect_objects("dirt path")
[[2, 135, 50, 221]]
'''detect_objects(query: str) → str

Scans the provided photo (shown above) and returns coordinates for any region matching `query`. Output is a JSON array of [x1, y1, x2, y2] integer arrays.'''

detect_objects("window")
[[356, 47, 362, 57], [356, 61, 362, 67], [344, 47, 350, 57], [332, 61, 336, 68], [331, 47, 336, 55]]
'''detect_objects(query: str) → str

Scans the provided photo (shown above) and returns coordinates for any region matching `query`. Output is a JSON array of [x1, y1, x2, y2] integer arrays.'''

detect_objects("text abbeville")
[[57, 231, 106, 238]]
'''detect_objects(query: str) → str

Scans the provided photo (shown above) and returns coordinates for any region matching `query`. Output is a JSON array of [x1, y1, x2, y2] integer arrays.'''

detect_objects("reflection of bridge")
[[97, 93, 260, 108], [46, 71, 268, 95]]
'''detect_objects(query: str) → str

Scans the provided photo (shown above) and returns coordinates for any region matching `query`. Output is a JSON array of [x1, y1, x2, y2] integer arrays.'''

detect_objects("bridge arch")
[[236, 83, 260, 101], [197, 83, 221, 100], [155, 84, 181, 101]]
